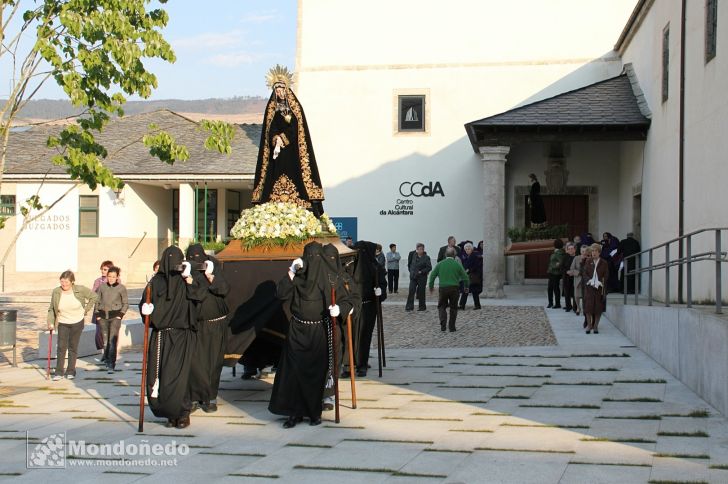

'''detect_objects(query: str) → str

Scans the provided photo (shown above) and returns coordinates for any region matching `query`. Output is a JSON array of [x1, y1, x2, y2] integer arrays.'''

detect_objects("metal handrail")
[[623, 227, 727, 314]]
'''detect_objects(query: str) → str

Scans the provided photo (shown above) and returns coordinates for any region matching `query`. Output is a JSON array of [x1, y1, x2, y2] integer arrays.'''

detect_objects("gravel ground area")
[[375, 304, 557, 348]]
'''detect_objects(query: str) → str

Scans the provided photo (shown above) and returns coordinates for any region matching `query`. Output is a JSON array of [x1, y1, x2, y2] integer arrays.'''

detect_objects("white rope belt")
[[205, 315, 227, 323], [292, 315, 324, 325]]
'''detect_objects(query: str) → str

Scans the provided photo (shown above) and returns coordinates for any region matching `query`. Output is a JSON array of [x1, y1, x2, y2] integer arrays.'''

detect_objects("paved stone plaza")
[[1, 285, 728, 483]]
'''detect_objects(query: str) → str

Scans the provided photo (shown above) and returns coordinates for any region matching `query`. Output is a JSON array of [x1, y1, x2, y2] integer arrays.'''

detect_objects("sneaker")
[[51, 375, 63, 381], [107, 368, 114, 374], [66, 374, 75, 380]]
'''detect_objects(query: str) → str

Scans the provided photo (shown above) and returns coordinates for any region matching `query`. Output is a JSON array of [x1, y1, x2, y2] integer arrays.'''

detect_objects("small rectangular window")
[[0, 195, 16, 216], [706, 0, 718, 62], [398, 95, 426, 132], [196, 188, 217, 243], [79, 195, 99, 237], [662, 24, 670, 102]]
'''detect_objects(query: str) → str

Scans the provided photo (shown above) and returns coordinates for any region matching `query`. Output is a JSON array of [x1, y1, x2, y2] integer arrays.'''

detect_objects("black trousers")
[[438, 286, 460, 330], [55, 320, 84, 376], [458, 291, 481, 309], [356, 301, 378, 371], [562, 276, 575, 310], [547, 274, 562, 307], [387, 269, 399, 293], [406, 276, 427, 310], [99, 318, 122, 369]]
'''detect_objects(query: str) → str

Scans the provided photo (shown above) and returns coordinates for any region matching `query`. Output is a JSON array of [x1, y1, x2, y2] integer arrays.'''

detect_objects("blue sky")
[[2, 0, 297, 100], [146, 0, 297, 99]]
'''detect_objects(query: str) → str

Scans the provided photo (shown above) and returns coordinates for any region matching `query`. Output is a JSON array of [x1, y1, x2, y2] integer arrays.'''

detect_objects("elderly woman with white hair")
[[458, 242, 483, 310], [583, 243, 609, 334], [567, 245, 589, 316]]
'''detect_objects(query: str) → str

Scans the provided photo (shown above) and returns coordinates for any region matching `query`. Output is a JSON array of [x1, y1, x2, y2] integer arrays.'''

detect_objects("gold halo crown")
[[265, 64, 294, 90]]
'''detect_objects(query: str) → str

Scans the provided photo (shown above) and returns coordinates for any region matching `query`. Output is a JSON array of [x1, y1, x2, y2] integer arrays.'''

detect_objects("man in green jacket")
[[428, 247, 470, 332]]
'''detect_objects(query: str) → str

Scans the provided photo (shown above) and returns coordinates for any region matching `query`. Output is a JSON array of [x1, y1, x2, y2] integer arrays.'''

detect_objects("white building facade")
[[296, 0, 726, 302]]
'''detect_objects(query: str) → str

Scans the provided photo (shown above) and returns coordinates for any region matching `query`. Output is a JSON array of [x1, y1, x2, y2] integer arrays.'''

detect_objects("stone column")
[[178, 183, 195, 249], [479, 146, 510, 298]]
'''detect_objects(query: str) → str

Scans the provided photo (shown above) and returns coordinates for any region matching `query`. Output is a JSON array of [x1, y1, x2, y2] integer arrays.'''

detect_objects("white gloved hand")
[[349, 307, 354, 316], [204, 260, 214, 275], [273, 137, 282, 159], [181, 261, 192, 278], [329, 304, 340, 317], [289, 258, 303, 274], [141, 303, 154, 316], [374, 287, 382, 297]]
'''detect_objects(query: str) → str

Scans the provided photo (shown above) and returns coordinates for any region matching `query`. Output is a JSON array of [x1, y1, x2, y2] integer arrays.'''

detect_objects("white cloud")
[[173, 30, 245, 50], [207, 51, 258, 67], [241, 10, 278, 24]]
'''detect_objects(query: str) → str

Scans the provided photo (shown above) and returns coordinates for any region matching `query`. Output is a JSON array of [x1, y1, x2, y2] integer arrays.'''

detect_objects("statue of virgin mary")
[[251, 65, 325, 217]]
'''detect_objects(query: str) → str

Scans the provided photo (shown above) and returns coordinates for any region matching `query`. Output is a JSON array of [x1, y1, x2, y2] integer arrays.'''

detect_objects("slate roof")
[[4, 110, 261, 178], [465, 74, 651, 150]]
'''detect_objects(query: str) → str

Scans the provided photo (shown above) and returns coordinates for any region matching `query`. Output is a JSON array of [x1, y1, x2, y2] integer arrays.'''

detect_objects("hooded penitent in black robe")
[[321, 243, 360, 400], [268, 242, 352, 422], [529, 181, 547, 225], [186, 244, 230, 404], [352, 241, 386, 376], [143, 246, 197, 421], [342, 255, 362, 374], [251, 88, 325, 216]]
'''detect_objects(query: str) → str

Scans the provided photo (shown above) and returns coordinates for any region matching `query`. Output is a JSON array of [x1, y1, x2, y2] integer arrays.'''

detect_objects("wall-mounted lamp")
[[113, 185, 125, 201]]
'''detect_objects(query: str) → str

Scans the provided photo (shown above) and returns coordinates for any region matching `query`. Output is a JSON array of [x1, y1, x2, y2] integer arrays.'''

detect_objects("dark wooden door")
[[524, 195, 589, 278]]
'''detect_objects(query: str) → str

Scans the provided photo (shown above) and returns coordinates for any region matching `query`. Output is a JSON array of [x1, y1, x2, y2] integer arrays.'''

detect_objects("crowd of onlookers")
[[347, 236, 483, 333], [47, 260, 134, 380], [547, 232, 641, 334], [358, 231, 641, 335], [47, 259, 163, 381]]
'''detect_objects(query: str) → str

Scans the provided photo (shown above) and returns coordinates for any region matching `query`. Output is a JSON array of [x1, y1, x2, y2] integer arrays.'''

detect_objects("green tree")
[[0, 0, 233, 268]]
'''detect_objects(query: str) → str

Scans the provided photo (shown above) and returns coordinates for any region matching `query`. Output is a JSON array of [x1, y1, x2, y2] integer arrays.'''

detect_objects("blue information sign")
[[330, 217, 357, 244]]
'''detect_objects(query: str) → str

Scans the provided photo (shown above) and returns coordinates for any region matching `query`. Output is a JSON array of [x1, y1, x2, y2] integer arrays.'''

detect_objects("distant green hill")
[[5, 96, 267, 120]]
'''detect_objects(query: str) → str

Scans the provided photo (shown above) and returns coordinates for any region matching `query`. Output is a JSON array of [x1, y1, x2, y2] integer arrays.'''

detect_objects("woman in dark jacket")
[[458, 242, 483, 310], [584, 243, 609, 334], [547, 239, 565, 308]]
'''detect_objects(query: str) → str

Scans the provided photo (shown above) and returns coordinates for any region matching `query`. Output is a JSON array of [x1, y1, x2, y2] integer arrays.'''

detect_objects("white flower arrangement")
[[230, 202, 337, 248]]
